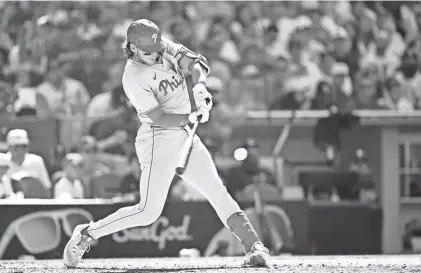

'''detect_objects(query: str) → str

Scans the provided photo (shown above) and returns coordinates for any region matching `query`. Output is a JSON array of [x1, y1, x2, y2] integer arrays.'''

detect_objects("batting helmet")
[[127, 19, 162, 53]]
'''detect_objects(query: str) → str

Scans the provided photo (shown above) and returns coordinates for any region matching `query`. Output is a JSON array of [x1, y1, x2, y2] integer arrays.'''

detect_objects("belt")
[[141, 123, 187, 130]]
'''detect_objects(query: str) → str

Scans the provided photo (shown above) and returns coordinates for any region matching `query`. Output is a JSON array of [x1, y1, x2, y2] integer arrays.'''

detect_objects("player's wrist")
[[196, 80, 206, 87]]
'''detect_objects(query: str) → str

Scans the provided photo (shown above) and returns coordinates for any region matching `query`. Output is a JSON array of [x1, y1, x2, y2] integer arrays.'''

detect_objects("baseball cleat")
[[243, 242, 270, 267], [63, 223, 93, 268]]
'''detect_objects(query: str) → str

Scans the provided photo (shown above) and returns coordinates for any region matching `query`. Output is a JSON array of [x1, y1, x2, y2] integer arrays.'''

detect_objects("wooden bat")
[[253, 179, 284, 254], [175, 120, 200, 175], [272, 110, 297, 186]]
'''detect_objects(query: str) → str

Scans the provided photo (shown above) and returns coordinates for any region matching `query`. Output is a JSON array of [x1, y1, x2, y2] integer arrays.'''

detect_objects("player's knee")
[[142, 210, 162, 226], [135, 202, 164, 226]]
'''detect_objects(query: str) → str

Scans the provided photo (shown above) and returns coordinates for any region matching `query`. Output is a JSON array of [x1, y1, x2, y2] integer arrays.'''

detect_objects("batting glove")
[[188, 108, 209, 124], [193, 82, 213, 111], [198, 108, 210, 123]]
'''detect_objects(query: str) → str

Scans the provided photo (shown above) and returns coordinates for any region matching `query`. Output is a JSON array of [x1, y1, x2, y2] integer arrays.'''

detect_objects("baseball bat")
[[175, 120, 200, 175], [253, 180, 284, 254]]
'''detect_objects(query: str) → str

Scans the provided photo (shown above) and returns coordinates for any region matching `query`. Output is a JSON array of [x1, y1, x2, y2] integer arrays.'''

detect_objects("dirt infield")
[[1, 255, 420, 273]]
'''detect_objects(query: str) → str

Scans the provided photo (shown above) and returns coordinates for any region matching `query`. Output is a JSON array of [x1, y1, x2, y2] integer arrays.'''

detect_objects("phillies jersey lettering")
[[122, 55, 190, 126], [158, 75, 184, 96], [122, 37, 210, 127]]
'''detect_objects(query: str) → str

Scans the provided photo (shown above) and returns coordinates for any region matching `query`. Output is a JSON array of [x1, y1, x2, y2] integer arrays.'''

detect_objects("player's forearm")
[[191, 62, 208, 85]]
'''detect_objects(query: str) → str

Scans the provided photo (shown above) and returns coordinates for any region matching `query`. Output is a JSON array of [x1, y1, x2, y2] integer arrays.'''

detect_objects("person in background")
[[54, 153, 85, 199], [36, 58, 91, 150], [380, 74, 414, 111], [352, 76, 385, 110], [348, 149, 377, 203], [87, 84, 137, 155], [4, 129, 51, 192], [330, 62, 354, 111], [0, 80, 15, 116], [316, 49, 337, 84], [396, 61, 421, 109], [75, 135, 112, 182], [263, 24, 285, 59], [86, 61, 127, 129], [270, 77, 313, 110], [311, 80, 334, 110], [12, 68, 50, 118], [36, 58, 90, 116], [118, 152, 140, 201], [332, 28, 359, 79], [0, 153, 15, 199], [199, 16, 241, 67]]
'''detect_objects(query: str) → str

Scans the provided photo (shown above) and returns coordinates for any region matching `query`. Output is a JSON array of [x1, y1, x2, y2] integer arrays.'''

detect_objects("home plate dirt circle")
[[1, 255, 420, 273]]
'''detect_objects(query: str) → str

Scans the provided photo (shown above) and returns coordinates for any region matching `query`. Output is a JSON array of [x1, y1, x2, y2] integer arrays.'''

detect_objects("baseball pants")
[[87, 123, 241, 239]]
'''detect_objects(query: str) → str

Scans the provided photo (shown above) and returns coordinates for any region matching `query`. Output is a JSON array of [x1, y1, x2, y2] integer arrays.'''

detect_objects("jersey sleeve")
[[162, 37, 210, 75], [122, 72, 159, 114]]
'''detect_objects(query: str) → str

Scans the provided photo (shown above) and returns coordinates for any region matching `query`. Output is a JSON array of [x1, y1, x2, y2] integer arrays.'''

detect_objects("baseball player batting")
[[63, 19, 270, 268]]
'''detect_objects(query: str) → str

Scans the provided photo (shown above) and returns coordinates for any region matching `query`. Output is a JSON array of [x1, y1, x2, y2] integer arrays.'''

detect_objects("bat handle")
[[175, 121, 200, 175]]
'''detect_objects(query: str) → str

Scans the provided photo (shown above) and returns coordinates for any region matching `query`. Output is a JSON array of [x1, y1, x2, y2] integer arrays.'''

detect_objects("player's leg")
[[63, 127, 185, 268], [179, 136, 270, 266]]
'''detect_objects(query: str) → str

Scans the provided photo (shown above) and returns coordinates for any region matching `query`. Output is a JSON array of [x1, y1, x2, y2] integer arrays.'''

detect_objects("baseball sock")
[[226, 211, 262, 253], [81, 226, 94, 240]]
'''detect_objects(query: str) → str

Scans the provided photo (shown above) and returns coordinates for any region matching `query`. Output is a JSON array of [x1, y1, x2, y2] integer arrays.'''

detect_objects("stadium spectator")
[[166, 17, 197, 50], [199, 16, 241, 67], [370, 29, 402, 77], [36, 59, 90, 116], [4, 129, 51, 191], [0, 153, 14, 199], [86, 82, 138, 155], [75, 135, 112, 181], [270, 77, 313, 110], [330, 62, 354, 110], [381, 74, 414, 111], [13, 69, 50, 118], [285, 36, 320, 93], [332, 28, 359, 79], [54, 153, 85, 199], [263, 24, 285, 59], [86, 62, 126, 122], [0, 47, 14, 84], [36, 58, 90, 148], [396, 61, 421, 109], [348, 149, 377, 202], [311, 80, 334, 110], [352, 77, 385, 110], [317, 49, 336, 83], [0, 80, 15, 115]]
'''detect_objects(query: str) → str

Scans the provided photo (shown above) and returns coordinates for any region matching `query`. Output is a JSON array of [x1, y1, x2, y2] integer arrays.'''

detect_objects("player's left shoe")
[[63, 223, 93, 268], [243, 242, 270, 267]]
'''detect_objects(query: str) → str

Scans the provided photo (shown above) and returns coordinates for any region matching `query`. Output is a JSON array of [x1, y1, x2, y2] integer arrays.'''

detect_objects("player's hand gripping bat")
[[175, 119, 200, 175]]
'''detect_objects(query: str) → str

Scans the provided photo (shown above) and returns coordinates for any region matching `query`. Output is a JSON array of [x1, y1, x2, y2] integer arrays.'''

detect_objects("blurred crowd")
[[0, 1, 418, 200]]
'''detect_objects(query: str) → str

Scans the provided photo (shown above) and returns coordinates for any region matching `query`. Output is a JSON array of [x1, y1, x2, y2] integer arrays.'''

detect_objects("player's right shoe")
[[243, 242, 270, 267], [63, 223, 93, 268]]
